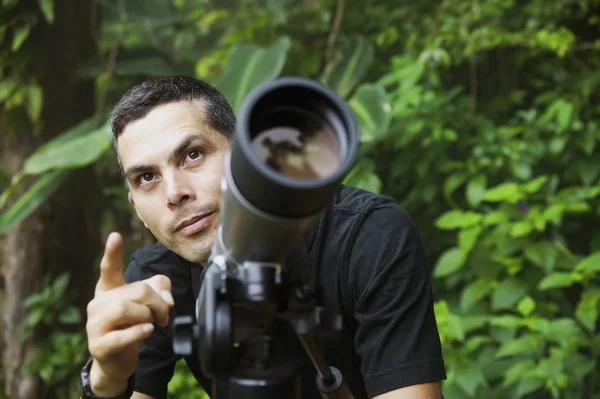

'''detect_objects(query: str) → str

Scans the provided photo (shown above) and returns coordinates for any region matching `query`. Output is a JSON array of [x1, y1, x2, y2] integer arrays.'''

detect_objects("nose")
[[164, 172, 196, 207]]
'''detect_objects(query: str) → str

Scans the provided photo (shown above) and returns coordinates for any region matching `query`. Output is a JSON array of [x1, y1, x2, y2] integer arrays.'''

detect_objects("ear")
[[128, 191, 149, 229]]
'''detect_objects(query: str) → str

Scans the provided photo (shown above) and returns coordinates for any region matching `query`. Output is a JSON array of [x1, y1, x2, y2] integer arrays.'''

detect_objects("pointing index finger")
[[96, 232, 126, 293]]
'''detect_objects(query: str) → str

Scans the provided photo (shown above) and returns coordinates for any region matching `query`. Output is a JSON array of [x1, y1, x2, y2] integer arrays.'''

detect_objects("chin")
[[178, 238, 215, 264]]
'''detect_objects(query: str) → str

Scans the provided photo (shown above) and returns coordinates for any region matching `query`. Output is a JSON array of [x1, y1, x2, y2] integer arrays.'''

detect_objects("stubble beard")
[[169, 214, 220, 265]]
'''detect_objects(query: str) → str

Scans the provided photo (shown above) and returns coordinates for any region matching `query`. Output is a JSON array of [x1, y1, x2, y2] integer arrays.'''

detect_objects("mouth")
[[175, 212, 215, 236]]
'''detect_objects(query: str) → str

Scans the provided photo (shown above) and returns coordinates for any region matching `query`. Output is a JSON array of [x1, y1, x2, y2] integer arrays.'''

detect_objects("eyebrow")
[[124, 135, 211, 182]]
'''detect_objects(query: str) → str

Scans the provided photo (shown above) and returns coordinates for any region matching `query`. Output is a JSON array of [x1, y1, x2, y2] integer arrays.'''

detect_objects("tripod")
[[173, 255, 355, 399]]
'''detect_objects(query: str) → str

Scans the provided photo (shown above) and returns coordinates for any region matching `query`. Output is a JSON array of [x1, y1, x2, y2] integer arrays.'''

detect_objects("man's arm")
[[132, 392, 158, 399], [373, 382, 443, 398], [347, 200, 446, 398]]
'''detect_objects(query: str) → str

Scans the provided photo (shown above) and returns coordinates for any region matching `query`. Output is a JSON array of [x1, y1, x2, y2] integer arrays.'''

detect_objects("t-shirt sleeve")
[[348, 201, 446, 398], [124, 256, 178, 399]]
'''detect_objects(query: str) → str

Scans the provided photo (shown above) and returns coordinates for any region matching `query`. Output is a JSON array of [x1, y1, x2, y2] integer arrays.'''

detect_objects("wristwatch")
[[80, 358, 135, 399]]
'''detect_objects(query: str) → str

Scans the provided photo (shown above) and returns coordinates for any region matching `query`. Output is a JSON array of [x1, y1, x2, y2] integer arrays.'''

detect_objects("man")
[[83, 75, 446, 399]]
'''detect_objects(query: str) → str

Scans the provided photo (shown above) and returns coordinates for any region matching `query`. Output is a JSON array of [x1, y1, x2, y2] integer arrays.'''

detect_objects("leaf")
[[443, 171, 468, 200], [525, 241, 558, 272], [482, 211, 508, 225], [490, 315, 522, 329], [0, 79, 18, 101], [58, 307, 81, 324], [546, 318, 583, 343], [0, 170, 71, 234], [517, 296, 536, 316], [496, 335, 538, 358], [575, 128, 596, 155], [52, 272, 70, 297], [549, 136, 567, 154], [483, 182, 523, 203], [454, 361, 487, 396], [516, 377, 544, 396], [574, 252, 600, 274], [321, 35, 375, 98], [466, 174, 487, 207], [216, 37, 291, 112], [342, 160, 381, 193], [491, 278, 528, 310], [12, 24, 31, 51], [510, 220, 532, 238], [26, 85, 43, 122], [433, 247, 467, 278], [504, 360, 536, 386], [538, 272, 581, 290], [38, 0, 54, 23], [23, 124, 112, 175], [521, 176, 548, 194], [460, 279, 493, 311], [435, 210, 482, 230], [575, 288, 600, 331], [458, 225, 482, 253], [348, 84, 391, 143]]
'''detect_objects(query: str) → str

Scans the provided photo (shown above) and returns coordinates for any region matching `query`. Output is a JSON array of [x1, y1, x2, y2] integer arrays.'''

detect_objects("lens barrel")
[[230, 77, 358, 218]]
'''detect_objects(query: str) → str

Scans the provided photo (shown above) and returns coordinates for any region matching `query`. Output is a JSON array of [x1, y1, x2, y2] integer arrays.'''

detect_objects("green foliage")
[[0, 115, 110, 233], [20, 272, 87, 398], [2, 0, 600, 398], [169, 360, 210, 399], [360, 1, 600, 397], [0, 0, 53, 132], [215, 36, 291, 112]]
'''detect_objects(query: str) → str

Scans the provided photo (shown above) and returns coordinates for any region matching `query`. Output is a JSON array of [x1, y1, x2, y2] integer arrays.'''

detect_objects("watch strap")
[[80, 358, 135, 399]]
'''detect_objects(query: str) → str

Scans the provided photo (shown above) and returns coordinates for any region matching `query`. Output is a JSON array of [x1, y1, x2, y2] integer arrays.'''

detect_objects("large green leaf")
[[343, 159, 381, 193], [0, 170, 71, 234], [433, 247, 467, 277], [23, 124, 112, 175], [215, 37, 291, 112], [321, 35, 375, 98], [348, 84, 391, 143]]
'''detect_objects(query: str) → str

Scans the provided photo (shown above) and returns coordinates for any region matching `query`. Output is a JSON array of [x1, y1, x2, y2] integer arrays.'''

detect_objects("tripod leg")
[[296, 333, 354, 399]]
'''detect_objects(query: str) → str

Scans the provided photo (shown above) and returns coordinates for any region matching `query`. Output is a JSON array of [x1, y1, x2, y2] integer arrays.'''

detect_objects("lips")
[[175, 212, 215, 236]]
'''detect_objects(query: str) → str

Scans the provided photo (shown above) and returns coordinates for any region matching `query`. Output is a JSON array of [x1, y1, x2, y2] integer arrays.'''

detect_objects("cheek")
[[195, 155, 226, 192], [132, 194, 163, 225]]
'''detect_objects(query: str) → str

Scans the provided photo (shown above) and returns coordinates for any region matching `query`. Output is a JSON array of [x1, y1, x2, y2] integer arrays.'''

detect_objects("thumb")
[[96, 232, 126, 293]]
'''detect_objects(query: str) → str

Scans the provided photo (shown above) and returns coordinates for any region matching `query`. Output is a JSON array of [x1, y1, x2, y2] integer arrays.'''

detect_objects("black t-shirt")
[[123, 185, 446, 398]]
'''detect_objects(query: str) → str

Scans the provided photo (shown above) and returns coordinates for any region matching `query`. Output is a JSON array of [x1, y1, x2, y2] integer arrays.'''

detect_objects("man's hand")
[[85, 232, 174, 397]]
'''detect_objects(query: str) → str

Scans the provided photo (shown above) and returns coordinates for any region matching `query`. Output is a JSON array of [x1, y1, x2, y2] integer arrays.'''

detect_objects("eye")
[[138, 173, 155, 185], [186, 149, 204, 162]]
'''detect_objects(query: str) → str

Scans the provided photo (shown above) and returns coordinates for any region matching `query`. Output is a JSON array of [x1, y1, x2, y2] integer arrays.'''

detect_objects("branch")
[[322, 0, 345, 76], [469, 0, 478, 119], [469, 55, 477, 118], [431, 0, 448, 38], [94, 0, 126, 119]]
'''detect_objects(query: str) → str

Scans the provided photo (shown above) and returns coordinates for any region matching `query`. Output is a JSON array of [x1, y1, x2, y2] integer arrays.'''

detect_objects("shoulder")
[[329, 184, 399, 213], [326, 184, 418, 242], [123, 241, 186, 284]]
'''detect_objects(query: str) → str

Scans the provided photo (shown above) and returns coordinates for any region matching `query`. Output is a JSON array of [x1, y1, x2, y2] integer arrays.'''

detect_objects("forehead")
[[117, 101, 215, 167]]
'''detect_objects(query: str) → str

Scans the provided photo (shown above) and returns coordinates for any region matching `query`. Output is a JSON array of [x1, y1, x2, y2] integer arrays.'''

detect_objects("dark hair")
[[110, 75, 236, 172]]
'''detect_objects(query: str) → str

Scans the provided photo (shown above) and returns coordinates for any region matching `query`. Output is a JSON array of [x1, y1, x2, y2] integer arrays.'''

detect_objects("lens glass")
[[251, 107, 340, 180]]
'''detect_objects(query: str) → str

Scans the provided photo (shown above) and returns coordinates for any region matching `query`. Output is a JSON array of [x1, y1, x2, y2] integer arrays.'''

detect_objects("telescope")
[[172, 76, 359, 398]]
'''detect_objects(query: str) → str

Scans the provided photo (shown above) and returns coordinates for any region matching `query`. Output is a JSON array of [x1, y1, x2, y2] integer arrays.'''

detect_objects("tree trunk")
[[0, 2, 100, 398]]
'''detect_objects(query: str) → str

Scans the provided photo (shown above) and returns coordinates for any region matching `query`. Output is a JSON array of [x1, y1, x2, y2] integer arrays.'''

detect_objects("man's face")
[[117, 101, 230, 264]]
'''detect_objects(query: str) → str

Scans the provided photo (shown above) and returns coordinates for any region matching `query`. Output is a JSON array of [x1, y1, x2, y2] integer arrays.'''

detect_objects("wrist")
[[89, 360, 130, 397]]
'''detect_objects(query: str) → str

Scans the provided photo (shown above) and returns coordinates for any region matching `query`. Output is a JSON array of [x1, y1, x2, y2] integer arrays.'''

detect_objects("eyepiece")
[[231, 77, 358, 218]]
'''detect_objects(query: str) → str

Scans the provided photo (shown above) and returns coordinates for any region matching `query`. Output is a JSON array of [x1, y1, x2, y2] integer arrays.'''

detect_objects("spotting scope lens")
[[230, 77, 358, 219], [250, 107, 341, 180]]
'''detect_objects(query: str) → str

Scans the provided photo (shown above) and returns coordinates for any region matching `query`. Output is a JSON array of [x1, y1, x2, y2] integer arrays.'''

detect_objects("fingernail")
[[160, 290, 174, 306], [142, 323, 154, 333]]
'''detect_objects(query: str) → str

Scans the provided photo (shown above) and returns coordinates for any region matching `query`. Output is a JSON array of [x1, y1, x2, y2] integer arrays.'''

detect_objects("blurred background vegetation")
[[1, 0, 599, 398]]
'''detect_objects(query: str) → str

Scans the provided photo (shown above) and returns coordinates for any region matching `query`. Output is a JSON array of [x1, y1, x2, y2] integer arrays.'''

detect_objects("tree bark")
[[0, 2, 100, 398]]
